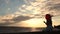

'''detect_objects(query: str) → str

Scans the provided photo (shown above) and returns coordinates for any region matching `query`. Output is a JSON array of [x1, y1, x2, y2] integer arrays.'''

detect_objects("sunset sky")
[[0, 0, 60, 28]]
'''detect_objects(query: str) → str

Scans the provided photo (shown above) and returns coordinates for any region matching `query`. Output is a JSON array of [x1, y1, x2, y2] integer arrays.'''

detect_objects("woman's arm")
[[43, 21, 47, 25]]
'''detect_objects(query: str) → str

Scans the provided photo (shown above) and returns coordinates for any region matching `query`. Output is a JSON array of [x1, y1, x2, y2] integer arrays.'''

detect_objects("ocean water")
[[0, 26, 60, 33], [0, 27, 44, 33]]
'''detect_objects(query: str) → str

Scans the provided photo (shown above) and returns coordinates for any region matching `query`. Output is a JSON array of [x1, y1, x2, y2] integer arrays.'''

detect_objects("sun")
[[21, 18, 46, 28]]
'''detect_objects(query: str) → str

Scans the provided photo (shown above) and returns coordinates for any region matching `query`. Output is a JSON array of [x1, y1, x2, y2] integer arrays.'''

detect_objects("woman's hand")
[[43, 21, 46, 23]]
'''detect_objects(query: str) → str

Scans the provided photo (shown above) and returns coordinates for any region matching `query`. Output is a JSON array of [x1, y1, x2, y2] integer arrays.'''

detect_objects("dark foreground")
[[19, 31, 60, 34], [1, 31, 60, 34], [0, 26, 60, 34]]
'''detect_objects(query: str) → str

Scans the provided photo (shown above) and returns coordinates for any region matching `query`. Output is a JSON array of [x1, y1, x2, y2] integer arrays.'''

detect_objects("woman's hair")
[[45, 14, 52, 20]]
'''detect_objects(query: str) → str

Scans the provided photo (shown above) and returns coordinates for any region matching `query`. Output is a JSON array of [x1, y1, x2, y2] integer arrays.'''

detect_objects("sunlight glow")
[[20, 18, 46, 28]]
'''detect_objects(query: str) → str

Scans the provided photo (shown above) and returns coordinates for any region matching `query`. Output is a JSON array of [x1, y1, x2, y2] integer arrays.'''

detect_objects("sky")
[[0, 0, 60, 28]]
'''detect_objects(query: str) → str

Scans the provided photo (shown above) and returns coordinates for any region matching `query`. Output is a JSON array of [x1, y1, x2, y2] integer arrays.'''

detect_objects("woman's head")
[[45, 14, 52, 20]]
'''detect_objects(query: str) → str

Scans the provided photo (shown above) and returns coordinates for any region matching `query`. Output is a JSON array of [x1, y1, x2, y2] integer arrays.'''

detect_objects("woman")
[[43, 14, 53, 32]]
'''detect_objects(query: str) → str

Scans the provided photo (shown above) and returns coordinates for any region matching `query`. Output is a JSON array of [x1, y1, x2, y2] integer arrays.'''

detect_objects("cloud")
[[45, 0, 60, 16], [0, 14, 33, 25], [48, 3, 60, 11], [12, 15, 33, 22], [1, 14, 33, 21], [15, 0, 60, 17], [1, 0, 60, 21], [5, 0, 10, 4], [1, 0, 60, 22], [0, 0, 60, 26], [0, 14, 15, 25]]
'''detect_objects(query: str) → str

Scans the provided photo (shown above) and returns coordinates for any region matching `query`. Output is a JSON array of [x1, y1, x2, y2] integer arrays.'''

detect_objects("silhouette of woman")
[[43, 14, 53, 32]]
